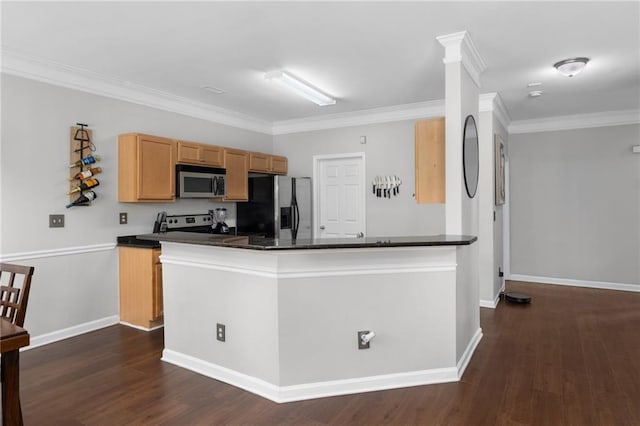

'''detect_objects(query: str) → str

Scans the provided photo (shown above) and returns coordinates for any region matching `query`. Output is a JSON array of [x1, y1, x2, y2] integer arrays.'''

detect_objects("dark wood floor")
[[15, 281, 640, 425]]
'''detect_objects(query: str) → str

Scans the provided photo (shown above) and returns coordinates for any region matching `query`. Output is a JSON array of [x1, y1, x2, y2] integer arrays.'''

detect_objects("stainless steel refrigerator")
[[236, 175, 312, 239]]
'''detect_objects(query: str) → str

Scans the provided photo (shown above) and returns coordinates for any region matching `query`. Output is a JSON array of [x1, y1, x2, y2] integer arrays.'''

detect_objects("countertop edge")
[[135, 233, 477, 251]]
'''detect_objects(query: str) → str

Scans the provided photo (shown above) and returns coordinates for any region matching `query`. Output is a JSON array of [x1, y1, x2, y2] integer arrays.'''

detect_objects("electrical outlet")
[[216, 323, 226, 342], [49, 214, 65, 228], [119, 212, 128, 225], [358, 330, 370, 350]]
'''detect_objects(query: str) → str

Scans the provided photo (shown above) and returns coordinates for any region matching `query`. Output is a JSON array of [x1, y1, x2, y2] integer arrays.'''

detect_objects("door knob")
[[319, 225, 325, 230], [357, 232, 364, 238]]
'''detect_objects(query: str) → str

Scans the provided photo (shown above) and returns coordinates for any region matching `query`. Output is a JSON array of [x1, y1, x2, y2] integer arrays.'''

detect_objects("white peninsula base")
[[159, 241, 481, 403]]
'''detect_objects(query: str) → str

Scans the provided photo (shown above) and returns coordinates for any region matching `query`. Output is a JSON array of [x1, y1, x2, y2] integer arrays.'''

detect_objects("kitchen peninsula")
[[138, 232, 480, 403]]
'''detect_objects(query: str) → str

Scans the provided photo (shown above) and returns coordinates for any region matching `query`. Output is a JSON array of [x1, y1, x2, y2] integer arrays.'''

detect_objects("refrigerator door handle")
[[290, 201, 297, 238], [294, 202, 300, 238]]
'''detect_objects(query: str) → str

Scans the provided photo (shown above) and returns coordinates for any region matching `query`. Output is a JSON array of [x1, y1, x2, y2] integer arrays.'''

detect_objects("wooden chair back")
[[0, 263, 35, 327]]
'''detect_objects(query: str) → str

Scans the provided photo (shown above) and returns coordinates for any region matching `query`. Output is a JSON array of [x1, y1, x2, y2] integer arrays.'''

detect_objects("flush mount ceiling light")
[[265, 71, 336, 106], [553, 57, 589, 77]]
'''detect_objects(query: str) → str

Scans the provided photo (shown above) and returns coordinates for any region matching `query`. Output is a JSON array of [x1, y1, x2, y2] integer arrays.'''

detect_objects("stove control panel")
[[165, 213, 212, 230]]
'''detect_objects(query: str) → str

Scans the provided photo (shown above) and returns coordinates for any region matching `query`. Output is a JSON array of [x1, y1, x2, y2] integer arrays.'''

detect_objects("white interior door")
[[314, 153, 366, 238]]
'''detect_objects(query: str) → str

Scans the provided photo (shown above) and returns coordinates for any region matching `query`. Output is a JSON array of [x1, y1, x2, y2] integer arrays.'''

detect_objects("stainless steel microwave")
[[176, 164, 226, 198]]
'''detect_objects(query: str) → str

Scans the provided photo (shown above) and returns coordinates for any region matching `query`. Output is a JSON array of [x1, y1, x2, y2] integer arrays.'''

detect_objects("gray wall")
[[273, 120, 445, 237], [0, 74, 272, 337], [509, 124, 640, 286]]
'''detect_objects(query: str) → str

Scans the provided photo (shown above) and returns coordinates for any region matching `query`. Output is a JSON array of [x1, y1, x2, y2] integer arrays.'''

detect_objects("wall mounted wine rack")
[[68, 123, 100, 208]]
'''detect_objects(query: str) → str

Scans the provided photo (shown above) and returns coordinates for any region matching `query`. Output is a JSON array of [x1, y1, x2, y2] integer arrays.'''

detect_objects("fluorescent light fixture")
[[553, 57, 589, 77], [265, 71, 336, 106], [202, 86, 226, 94]]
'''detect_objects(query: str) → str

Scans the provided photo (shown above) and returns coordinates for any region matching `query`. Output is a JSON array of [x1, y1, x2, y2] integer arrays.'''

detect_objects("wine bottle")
[[65, 190, 97, 208], [69, 155, 100, 168], [68, 178, 99, 194], [69, 167, 102, 181]]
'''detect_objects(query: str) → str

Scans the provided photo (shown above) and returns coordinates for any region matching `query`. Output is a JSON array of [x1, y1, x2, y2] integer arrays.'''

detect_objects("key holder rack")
[[372, 175, 402, 199], [68, 123, 100, 207]]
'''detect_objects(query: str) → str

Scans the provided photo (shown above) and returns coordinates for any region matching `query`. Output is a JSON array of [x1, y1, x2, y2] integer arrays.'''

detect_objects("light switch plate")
[[49, 214, 65, 228]]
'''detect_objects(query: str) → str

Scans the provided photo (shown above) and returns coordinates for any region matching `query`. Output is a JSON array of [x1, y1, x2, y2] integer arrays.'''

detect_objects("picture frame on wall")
[[495, 134, 506, 205]]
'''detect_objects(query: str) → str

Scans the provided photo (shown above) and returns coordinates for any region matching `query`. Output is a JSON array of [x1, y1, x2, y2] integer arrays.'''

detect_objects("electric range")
[[163, 213, 216, 233]]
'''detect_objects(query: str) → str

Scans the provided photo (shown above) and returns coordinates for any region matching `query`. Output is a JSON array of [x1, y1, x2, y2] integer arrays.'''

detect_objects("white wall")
[[509, 124, 640, 288], [0, 74, 273, 337], [273, 120, 445, 237]]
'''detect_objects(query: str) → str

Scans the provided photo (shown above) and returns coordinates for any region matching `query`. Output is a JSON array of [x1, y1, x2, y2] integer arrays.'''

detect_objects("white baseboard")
[[25, 315, 119, 350], [479, 293, 499, 309], [479, 281, 505, 309], [509, 274, 640, 293], [119, 321, 164, 332], [456, 327, 483, 379], [162, 349, 459, 403]]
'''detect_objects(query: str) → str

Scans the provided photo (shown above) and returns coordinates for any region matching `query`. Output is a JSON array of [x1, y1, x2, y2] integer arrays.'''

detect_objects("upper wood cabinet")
[[248, 152, 288, 175], [415, 118, 445, 204], [269, 155, 288, 175], [248, 152, 270, 173], [223, 148, 249, 201], [177, 140, 223, 167], [118, 133, 176, 202]]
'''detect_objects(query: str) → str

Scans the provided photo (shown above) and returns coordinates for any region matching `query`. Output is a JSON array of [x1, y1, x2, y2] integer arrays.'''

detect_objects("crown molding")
[[479, 92, 511, 131], [0, 47, 273, 134], [271, 100, 445, 135], [508, 109, 640, 134], [436, 31, 487, 88]]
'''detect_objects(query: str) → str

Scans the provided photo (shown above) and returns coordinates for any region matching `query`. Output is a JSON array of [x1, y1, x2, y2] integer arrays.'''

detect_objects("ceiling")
[[2, 1, 639, 130]]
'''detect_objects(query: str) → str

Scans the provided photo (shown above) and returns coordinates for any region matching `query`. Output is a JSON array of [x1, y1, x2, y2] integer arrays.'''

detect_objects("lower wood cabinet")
[[118, 247, 163, 330]]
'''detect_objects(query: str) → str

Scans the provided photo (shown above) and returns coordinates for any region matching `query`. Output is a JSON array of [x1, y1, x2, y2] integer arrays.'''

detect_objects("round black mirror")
[[462, 115, 479, 198]]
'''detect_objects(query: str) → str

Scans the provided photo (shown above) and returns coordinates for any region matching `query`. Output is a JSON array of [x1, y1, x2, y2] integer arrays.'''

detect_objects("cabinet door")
[[223, 148, 249, 201], [137, 135, 176, 201], [119, 247, 155, 328], [201, 145, 223, 167], [176, 141, 201, 164], [152, 256, 163, 320], [177, 141, 223, 167], [415, 118, 445, 204], [249, 152, 270, 172], [269, 155, 288, 175]]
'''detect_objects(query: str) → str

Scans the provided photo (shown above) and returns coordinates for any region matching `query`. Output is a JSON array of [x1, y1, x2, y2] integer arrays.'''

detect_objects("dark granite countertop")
[[136, 232, 477, 251], [117, 235, 161, 249]]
